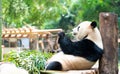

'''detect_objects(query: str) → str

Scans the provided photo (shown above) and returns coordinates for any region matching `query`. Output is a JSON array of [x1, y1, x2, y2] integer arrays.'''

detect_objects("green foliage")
[[3, 50, 53, 74], [2, 0, 120, 30]]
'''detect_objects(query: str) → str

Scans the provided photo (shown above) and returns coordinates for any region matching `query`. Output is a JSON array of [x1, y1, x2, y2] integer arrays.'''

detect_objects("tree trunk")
[[99, 12, 118, 74]]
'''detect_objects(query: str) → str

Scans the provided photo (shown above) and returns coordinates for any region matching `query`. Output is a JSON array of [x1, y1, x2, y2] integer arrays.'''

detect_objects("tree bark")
[[99, 12, 118, 74]]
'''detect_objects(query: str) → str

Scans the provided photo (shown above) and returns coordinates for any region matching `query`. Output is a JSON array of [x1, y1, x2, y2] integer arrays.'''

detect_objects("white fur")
[[72, 21, 103, 49], [46, 52, 95, 70]]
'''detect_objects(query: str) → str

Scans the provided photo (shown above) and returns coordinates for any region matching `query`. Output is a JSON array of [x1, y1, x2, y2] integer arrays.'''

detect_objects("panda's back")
[[73, 39, 103, 62]]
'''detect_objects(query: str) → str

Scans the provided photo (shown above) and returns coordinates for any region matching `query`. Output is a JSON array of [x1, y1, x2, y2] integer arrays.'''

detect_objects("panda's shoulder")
[[76, 39, 101, 50], [78, 39, 95, 45]]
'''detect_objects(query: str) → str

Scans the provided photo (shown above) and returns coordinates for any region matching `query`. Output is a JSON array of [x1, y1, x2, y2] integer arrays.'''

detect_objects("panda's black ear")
[[91, 21, 97, 28]]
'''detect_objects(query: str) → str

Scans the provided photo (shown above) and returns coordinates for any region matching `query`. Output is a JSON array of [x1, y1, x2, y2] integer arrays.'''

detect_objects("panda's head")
[[73, 21, 103, 49], [72, 21, 97, 40]]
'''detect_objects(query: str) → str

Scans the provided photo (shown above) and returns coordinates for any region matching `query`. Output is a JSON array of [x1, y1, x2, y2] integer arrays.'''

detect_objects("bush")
[[3, 50, 53, 74]]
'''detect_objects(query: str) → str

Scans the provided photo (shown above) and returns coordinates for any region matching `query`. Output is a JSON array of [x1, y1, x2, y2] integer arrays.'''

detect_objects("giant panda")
[[45, 21, 103, 71]]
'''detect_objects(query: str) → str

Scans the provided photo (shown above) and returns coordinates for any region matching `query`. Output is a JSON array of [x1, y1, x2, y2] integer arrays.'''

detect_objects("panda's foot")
[[46, 61, 62, 71]]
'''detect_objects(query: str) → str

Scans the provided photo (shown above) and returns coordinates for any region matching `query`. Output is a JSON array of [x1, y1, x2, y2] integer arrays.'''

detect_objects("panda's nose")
[[73, 33, 77, 35]]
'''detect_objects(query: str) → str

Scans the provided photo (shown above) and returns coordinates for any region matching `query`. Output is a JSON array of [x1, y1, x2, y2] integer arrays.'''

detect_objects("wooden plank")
[[2, 29, 61, 38], [99, 12, 118, 74], [35, 29, 63, 33], [2, 29, 62, 34], [40, 69, 98, 74]]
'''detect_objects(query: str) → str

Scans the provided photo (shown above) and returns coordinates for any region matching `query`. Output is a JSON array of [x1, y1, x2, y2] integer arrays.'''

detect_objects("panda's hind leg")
[[46, 61, 62, 70]]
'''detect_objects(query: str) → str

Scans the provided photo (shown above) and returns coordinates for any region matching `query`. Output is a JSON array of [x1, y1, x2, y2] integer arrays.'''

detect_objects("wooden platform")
[[40, 68, 99, 74]]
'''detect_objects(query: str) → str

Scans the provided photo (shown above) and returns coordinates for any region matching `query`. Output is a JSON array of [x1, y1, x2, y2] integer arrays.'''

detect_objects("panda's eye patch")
[[77, 26, 80, 31]]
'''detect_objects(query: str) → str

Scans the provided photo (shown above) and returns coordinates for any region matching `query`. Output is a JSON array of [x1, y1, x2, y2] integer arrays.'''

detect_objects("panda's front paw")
[[58, 32, 65, 38]]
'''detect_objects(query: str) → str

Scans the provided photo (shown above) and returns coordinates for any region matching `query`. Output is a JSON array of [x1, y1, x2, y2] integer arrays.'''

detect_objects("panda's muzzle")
[[73, 33, 77, 35]]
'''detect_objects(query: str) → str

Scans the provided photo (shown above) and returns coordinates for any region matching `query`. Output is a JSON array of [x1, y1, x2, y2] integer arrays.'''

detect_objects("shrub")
[[3, 50, 53, 74]]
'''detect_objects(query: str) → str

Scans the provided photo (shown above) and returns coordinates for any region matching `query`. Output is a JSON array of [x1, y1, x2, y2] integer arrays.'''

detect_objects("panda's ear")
[[91, 21, 97, 28]]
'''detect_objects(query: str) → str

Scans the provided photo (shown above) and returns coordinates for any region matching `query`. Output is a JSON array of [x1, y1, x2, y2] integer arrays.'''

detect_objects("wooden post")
[[99, 12, 118, 74], [30, 34, 39, 50]]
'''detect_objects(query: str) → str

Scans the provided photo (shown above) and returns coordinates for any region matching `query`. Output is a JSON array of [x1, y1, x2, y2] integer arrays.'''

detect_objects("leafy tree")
[[2, 0, 29, 27], [77, 0, 120, 22], [2, 0, 76, 31], [2, 0, 120, 31]]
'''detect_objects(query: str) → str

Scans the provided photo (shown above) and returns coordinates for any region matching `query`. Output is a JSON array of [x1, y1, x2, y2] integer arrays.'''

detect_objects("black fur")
[[58, 32, 103, 62], [91, 21, 97, 28], [46, 61, 62, 70]]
